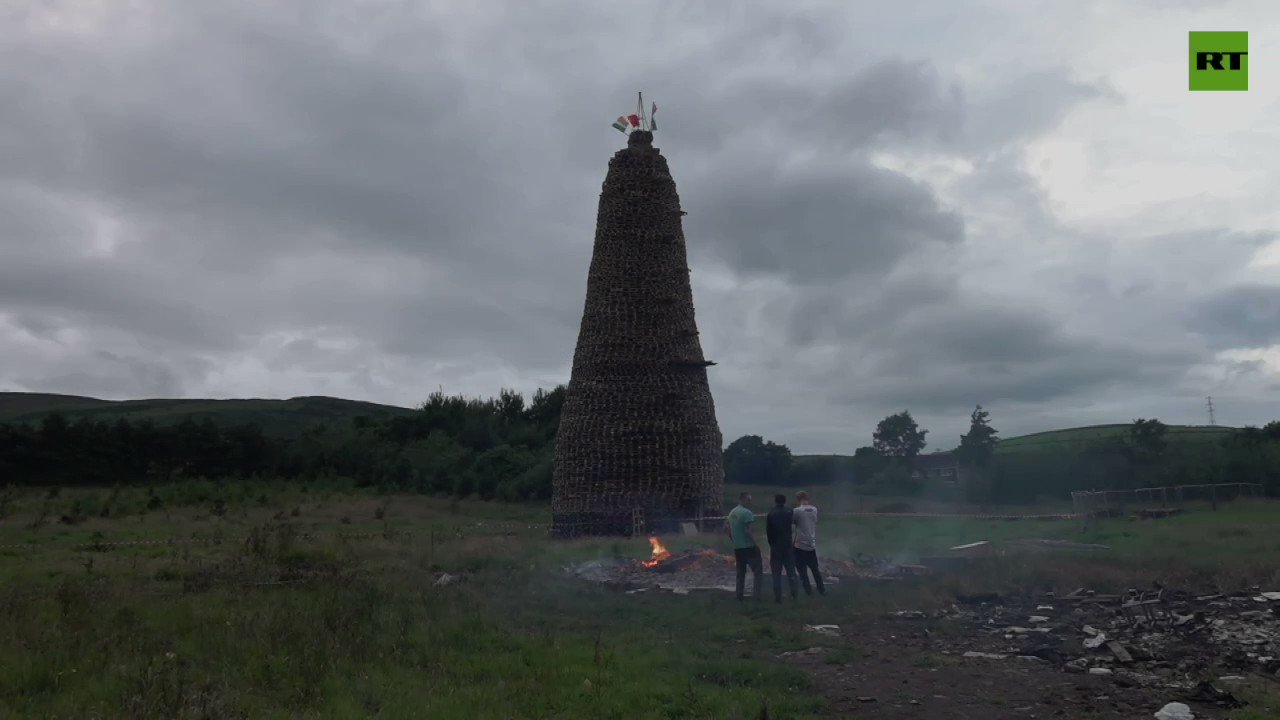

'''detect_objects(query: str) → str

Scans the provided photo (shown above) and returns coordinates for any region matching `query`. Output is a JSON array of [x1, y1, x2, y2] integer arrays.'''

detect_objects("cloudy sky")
[[3, 0, 1279, 453]]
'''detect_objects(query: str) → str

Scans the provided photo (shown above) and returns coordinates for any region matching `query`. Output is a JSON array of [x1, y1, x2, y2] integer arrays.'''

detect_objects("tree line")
[[4, 391, 1278, 504], [723, 407, 1280, 502], [0, 388, 566, 502]]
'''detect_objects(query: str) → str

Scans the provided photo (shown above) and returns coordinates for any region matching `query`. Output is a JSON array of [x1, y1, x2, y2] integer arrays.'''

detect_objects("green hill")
[[995, 424, 1236, 454], [0, 392, 415, 437], [0, 393, 119, 417], [789, 423, 1240, 466]]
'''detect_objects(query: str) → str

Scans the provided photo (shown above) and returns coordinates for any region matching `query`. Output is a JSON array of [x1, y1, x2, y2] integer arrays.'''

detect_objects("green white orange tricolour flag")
[[611, 114, 643, 133]]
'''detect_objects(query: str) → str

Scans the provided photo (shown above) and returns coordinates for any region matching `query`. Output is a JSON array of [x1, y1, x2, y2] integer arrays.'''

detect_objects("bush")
[[869, 463, 920, 496], [498, 456, 553, 502], [470, 445, 537, 501]]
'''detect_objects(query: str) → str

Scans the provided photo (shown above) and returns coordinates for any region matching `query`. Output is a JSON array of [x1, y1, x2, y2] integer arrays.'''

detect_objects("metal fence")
[[1070, 483, 1263, 515]]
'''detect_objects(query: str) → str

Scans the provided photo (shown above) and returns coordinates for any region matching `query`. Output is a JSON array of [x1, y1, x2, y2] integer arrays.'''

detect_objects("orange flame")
[[641, 536, 673, 568]]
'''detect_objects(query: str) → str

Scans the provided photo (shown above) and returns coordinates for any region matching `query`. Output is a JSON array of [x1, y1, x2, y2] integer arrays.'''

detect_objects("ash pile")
[[914, 586, 1280, 707], [568, 545, 862, 596]]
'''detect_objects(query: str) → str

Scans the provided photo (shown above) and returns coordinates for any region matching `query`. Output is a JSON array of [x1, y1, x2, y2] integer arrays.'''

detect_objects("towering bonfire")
[[552, 130, 725, 537]]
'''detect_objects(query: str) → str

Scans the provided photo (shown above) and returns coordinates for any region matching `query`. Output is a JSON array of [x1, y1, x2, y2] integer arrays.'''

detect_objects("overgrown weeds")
[[0, 493, 1276, 719]]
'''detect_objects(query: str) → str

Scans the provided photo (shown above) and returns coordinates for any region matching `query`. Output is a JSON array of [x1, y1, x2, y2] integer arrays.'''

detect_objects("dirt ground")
[[781, 615, 1252, 719]]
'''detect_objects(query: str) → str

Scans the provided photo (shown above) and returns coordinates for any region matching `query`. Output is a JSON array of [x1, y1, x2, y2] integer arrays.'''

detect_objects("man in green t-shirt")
[[725, 492, 762, 601]]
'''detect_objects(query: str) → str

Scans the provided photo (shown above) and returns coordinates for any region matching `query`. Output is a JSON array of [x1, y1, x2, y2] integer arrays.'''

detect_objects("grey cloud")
[[963, 69, 1117, 151], [0, 184, 98, 257], [951, 148, 1060, 231], [715, 59, 965, 152], [18, 350, 182, 399], [780, 270, 960, 347], [1187, 284, 1280, 350], [1, 0, 591, 378], [0, 256, 240, 351], [2, 2, 494, 268], [846, 300, 1196, 411], [819, 61, 965, 146], [851, 338, 1194, 412], [879, 303, 1075, 365], [0, 0, 1275, 451], [686, 158, 963, 282]]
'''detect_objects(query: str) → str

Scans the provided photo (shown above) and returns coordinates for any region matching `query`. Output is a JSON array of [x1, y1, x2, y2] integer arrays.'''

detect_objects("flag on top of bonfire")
[[650, 102, 657, 131], [611, 113, 645, 133]]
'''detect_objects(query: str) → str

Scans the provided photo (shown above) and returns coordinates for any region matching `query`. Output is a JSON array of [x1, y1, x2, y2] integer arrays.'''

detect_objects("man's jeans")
[[734, 546, 763, 600], [769, 544, 799, 602], [794, 547, 826, 596]]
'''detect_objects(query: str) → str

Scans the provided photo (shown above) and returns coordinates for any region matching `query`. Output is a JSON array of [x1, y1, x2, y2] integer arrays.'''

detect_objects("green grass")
[[1227, 684, 1280, 720], [0, 487, 826, 719], [815, 502, 1280, 594], [0, 393, 414, 436], [2, 487, 1278, 718], [812, 501, 1275, 555]]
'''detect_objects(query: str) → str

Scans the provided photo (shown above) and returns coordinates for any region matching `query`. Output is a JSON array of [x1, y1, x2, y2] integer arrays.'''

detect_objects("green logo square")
[[1190, 31, 1248, 91]]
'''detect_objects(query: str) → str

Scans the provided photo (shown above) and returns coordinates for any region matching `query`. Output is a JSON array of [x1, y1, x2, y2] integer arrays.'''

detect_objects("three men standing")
[[726, 490, 824, 601]]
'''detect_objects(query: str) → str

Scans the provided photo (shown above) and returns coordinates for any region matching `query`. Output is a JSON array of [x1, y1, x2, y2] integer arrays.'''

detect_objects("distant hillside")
[[0, 393, 116, 417], [995, 424, 1237, 453], [0, 392, 415, 437], [789, 423, 1239, 464]]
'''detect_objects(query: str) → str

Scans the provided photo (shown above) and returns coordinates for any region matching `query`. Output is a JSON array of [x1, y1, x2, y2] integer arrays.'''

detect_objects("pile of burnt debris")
[[568, 547, 865, 595], [894, 585, 1280, 709], [566, 538, 1102, 594]]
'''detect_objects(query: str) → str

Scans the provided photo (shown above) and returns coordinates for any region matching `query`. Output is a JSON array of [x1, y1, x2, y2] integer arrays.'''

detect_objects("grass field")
[[2, 485, 1278, 718], [0, 486, 823, 719]]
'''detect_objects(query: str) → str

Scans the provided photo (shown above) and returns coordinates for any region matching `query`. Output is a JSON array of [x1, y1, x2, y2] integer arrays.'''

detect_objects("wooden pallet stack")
[[551, 130, 725, 537]]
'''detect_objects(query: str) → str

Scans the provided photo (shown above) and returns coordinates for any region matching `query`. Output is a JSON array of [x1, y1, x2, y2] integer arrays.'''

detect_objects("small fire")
[[641, 536, 673, 568]]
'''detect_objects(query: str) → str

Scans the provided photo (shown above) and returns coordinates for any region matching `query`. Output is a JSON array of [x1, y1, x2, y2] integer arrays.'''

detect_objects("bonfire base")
[[551, 512, 717, 539], [550, 512, 634, 538]]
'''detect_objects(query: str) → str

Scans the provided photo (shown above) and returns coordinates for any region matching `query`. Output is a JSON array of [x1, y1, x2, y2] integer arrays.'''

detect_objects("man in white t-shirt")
[[791, 490, 825, 596]]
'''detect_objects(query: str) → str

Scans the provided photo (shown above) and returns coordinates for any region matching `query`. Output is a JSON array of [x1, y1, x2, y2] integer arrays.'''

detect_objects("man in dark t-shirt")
[[765, 494, 799, 603]]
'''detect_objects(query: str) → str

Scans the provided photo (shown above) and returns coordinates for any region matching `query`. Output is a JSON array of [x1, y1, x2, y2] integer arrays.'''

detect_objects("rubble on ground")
[[963, 651, 1007, 660], [931, 584, 1278, 711], [778, 646, 828, 659], [569, 539, 1082, 593], [568, 541, 1276, 715], [1154, 701, 1195, 720]]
